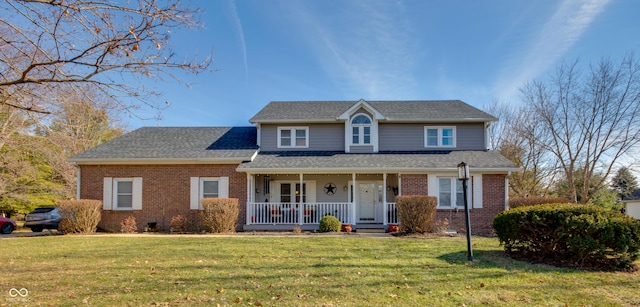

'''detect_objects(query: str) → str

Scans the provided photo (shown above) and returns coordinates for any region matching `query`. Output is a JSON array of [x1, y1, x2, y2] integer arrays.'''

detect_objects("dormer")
[[337, 99, 385, 153]]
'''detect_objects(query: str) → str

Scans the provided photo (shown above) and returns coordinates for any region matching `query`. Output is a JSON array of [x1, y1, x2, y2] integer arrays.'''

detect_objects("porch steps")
[[355, 224, 386, 233]]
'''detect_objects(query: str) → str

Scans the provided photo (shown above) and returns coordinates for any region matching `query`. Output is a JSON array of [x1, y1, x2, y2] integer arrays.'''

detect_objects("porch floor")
[[243, 223, 389, 232]]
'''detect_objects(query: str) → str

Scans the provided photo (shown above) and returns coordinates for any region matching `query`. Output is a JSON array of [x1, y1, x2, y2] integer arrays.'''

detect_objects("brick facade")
[[79, 164, 247, 232], [400, 174, 428, 195], [80, 165, 506, 235], [434, 174, 506, 235]]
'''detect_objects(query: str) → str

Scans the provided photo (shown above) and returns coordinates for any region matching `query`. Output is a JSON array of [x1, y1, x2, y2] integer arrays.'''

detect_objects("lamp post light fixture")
[[457, 161, 474, 263]]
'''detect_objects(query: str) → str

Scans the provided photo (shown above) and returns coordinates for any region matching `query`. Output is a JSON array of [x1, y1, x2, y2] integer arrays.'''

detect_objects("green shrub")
[[200, 198, 239, 233], [319, 215, 341, 232], [493, 203, 640, 270], [395, 195, 437, 233], [509, 197, 571, 208], [57, 199, 102, 234]]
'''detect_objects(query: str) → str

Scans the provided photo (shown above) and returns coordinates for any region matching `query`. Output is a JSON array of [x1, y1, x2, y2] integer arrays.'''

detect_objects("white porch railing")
[[385, 202, 398, 224], [247, 202, 353, 225]]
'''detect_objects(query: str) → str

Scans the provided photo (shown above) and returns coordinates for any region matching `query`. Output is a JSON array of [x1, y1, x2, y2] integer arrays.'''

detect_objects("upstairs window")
[[351, 115, 372, 145], [425, 126, 456, 148], [278, 127, 309, 148]]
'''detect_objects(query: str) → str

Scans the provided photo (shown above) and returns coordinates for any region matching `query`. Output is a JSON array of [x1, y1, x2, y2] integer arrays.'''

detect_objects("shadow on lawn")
[[437, 249, 578, 273]]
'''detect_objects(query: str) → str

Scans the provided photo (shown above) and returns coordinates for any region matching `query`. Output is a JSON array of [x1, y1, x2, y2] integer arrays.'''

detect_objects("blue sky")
[[133, 0, 639, 128]]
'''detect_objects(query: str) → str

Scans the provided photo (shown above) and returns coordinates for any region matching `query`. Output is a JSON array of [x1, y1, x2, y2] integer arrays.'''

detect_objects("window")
[[190, 177, 229, 210], [425, 127, 456, 148], [279, 183, 307, 204], [115, 179, 133, 208], [438, 178, 465, 208], [103, 177, 143, 210], [201, 180, 219, 198], [351, 115, 372, 145], [278, 127, 309, 148]]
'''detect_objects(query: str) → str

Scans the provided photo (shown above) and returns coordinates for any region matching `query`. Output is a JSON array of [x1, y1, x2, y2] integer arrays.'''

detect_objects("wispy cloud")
[[494, 0, 610, 103], [224, 0, 249, 82], [282, 1, 419, 99]]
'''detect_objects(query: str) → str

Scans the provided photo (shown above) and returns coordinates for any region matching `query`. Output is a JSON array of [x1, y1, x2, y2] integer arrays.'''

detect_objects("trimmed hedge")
[[319, 215, 341, 232], [493, 203, 640, 270], [396, 195, 437, 233], [200, 198, 239, 233], [509, 197, 570, 208], [58, 199, 102, 234]]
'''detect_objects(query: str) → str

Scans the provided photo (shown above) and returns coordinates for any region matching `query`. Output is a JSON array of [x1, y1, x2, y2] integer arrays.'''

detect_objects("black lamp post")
[[457, 161, 473, 263]]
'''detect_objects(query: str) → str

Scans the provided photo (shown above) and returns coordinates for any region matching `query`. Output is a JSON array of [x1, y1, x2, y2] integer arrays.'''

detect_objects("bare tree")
[[485, 100, 557, 198], [0, 0, 211, 116], [520, 53, 640, 203]]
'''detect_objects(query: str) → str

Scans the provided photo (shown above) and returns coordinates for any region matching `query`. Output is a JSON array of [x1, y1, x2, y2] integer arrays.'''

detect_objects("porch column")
[[246, 173, 253, 225], [383, 173, 388, 225], [299, 173, 304, 225], [398, 174, 402, 196], [351, 173, 357, 224]]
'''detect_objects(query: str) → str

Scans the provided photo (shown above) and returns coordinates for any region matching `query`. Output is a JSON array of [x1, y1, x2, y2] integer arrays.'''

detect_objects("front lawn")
[[2, 234, 639, 306]]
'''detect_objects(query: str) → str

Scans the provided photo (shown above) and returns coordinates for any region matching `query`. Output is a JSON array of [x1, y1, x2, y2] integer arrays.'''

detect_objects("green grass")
[[2, 234, 640, 306]]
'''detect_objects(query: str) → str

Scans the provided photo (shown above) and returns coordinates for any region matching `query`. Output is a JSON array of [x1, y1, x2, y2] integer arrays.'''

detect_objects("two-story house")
[[70, 100, 518, 233]]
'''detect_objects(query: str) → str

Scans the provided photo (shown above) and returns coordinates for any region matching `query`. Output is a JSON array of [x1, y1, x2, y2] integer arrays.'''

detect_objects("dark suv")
[[25, 207, 61, 232]]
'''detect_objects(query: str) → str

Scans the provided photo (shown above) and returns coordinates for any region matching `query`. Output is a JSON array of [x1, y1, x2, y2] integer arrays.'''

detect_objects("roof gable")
[[336, 99, 385, 121]]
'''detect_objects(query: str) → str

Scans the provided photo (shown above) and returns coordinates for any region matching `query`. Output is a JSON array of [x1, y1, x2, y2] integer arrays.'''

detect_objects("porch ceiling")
[[238, 150, 519, 173]]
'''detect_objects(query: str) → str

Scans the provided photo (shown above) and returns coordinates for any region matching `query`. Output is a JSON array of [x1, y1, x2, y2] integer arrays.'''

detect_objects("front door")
[[358, 183, 377, 222]]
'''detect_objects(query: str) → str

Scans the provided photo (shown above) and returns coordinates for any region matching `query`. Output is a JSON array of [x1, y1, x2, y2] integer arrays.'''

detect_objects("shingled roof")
[[249, 100, 497, 123], [69, 127, 258, 164], [237, 150, 518, 173]]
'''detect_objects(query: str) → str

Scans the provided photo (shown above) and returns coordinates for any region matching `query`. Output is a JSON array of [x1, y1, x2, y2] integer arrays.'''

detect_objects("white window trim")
[[424, 126, 456, 148], [102, 177, 142, 211], [271, 180, 317, 204], [277, 127, 309, 149], [437, 177, 465, 209], [190, 177, 229, 210], [427, 174, 479, 209], [350, 114, 373, 146]]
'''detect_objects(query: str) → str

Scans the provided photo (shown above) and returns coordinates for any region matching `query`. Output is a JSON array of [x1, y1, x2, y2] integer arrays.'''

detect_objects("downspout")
[[505, 171, 511, 210], [75, 163, 81, 200]]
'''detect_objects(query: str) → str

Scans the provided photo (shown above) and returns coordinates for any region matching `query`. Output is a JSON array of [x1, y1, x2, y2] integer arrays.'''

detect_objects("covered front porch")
[[244, 173, 401, 231]]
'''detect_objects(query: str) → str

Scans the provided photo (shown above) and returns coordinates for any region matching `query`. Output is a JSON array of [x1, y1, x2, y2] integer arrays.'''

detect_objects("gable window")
[[103, 177, 143, 210], [278, 127, 309, 148], [351, 114, 372, 145], [190, 177, 229, 210], [437, 177, 465, 208], [425, 126, 456, 148]]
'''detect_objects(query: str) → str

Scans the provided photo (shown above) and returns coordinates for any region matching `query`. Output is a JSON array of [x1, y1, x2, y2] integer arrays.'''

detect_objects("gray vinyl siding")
[[260, 124, 344, 151], [456, 124, 486, 150], [379, 123, 485, 151]]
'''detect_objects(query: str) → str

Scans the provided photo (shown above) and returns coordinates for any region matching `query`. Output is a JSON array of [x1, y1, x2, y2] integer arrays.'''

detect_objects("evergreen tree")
[[611, 167, 639, 199]]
